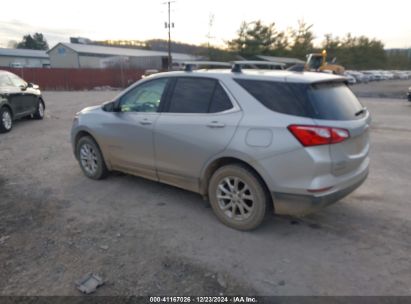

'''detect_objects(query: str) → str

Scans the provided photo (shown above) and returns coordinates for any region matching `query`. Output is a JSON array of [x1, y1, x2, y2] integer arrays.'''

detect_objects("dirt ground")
[[1, 80, 411, 296], [351, 79, 410, 99]]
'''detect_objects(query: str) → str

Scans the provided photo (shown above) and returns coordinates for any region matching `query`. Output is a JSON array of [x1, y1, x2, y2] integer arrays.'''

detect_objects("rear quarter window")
[[234, 79, 313, 117], [308, 82, 364, 120], [235, 79, 364, 121]]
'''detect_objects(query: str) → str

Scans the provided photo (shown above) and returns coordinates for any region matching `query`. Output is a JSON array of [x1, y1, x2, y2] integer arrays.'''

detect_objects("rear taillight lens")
[[288, 125, 349, 147]]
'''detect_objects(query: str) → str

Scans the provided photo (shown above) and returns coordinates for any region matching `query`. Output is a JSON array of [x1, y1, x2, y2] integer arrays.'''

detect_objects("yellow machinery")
[[305, 50, 345, 75]]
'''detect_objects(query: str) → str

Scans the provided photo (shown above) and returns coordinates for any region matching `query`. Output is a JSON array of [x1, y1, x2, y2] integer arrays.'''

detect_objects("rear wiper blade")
[[355, 107, 367, 116]]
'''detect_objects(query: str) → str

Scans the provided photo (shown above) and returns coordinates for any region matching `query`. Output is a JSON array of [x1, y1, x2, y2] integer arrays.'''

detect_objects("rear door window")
[[168, 78, 215, 113], [167, 78, 233, 113]]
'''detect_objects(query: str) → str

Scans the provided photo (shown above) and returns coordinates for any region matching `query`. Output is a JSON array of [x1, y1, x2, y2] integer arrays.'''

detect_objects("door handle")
[[139, 119, 152, 125], [207, 121, 225, 128]]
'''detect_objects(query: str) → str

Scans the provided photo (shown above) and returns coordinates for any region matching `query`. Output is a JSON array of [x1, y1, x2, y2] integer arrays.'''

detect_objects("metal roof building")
[[48, 43, 200, 69], [0, 48, 50, 68]]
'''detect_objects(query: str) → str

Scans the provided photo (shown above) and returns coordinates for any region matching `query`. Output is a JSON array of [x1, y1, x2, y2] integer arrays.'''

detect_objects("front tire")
[[33, 99, 45, 120], [208, 164, 268, 231], [76, 136, 108, 180], [0, 107, 13, 133]]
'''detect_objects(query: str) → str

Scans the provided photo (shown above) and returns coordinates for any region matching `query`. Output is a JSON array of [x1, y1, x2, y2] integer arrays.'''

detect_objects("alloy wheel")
[[216, 176, 255, 221], [79, 143, 99, 176], [2, 110, 12, 130], [38, 102, 44, 117]]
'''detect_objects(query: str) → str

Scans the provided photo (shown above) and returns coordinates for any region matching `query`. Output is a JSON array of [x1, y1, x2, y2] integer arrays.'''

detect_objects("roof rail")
[[183, 61, 232, 72], [182, 60, 287, 73], [231, 60, 286, 73]]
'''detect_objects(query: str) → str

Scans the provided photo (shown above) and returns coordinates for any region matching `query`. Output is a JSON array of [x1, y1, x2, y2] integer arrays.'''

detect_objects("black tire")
[[33, 99, 45, 120], [76, 136, 108, 180], [0, 107, 13, 133], [208, 164, 269, 231]]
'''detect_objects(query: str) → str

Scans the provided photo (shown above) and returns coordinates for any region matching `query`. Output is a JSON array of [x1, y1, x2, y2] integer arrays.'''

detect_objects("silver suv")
[[71, 65, 370, 230]]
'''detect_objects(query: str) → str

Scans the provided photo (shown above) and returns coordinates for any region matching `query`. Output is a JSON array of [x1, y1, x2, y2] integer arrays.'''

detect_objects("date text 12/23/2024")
[[149, 296, 258, 303]]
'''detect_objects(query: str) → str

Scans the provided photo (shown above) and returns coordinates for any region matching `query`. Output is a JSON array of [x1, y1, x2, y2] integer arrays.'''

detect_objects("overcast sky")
[[0, 0, 410, 49]]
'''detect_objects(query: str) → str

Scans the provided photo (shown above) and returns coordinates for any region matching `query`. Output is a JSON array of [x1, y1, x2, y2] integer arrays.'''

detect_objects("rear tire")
[[76, 136, 108, 180], [208, 164, 268, 231], [0, 107, 13, 133], [33, 99, 45, 120]]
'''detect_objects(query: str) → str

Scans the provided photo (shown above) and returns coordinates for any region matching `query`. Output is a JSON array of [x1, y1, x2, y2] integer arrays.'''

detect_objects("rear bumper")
[[272, 166, 369, 216]]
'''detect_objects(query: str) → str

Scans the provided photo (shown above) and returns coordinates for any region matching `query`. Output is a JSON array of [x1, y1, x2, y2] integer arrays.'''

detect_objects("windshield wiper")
[[355, 107, 367, 116]]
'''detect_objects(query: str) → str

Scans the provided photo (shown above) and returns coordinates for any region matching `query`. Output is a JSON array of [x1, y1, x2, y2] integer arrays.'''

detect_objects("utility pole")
[[206, 14, 215, 60], [163, 1, 175, 70]]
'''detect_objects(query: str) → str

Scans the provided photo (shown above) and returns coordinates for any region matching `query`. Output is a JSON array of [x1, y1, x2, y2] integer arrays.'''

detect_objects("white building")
[[48, 43, 200, 69]]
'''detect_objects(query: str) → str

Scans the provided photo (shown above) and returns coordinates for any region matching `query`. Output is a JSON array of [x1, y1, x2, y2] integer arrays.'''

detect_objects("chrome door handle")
[[207, 121, 225, 128]]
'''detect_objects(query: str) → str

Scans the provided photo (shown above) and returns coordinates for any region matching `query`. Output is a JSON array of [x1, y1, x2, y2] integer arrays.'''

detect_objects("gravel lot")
[[1, 81, 411, 296], [351, 79, 410, 99]]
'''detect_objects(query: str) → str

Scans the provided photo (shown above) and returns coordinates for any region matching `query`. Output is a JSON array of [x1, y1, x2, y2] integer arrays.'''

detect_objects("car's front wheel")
[[208, 164, 269, 231], [76, 136, 108, 180], [0, 107, 13, 133], [33, 99, 45, 120]]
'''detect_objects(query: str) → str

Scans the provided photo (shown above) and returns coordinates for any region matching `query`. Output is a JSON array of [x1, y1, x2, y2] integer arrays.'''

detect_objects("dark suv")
[[0, 70, 45, 133]]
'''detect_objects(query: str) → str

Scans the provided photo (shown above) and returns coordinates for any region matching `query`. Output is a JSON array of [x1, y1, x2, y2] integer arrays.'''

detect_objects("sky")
[[0, 0, 410, 49]]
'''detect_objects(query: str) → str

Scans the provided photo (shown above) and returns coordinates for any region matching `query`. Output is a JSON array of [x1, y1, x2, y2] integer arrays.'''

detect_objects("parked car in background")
[[344, 72, 357, 85], [0, 70, 45, 133], [381, 71, 394, 80], [407, 87, 411, 101], [346, 71, 369, 83], [372, 71, 384, 80], [362, 71, 377, 81], [71, 66, 370, 230], [393, 71, 409, 80]]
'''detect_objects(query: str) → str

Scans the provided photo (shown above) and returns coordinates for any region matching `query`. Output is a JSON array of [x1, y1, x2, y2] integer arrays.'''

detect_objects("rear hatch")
[[307, 81, 371, 176], [234, 77, 370, 176]]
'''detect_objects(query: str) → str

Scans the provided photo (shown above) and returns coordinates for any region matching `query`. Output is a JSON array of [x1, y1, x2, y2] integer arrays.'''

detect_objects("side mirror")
[[27, 82, 40, 89], [103, 101, 121, 112], [113, 100, 122, 112]]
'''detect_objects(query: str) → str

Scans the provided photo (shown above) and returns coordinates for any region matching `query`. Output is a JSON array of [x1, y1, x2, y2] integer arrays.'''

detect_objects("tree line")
[[10, 24, 411, 70], [224, 20, 410, 70]]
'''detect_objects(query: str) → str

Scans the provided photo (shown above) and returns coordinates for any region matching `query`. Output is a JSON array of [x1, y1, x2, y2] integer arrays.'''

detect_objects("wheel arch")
[[39, 96, 45, 108], [200, 155, 274, 213], [73, 129, 112, 170], [1, 103, 14, 119]]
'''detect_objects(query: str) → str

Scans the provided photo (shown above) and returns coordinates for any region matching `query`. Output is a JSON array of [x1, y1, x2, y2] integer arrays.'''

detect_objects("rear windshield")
[[235, 79, 364, 121]]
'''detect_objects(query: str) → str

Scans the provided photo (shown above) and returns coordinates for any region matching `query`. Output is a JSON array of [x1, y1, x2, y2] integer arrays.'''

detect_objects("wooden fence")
[[1, 67, 145, 90]]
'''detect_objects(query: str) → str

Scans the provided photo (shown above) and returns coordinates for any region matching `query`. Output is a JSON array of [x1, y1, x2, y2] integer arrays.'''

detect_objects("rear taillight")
[[288, 125, 349, 147]]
